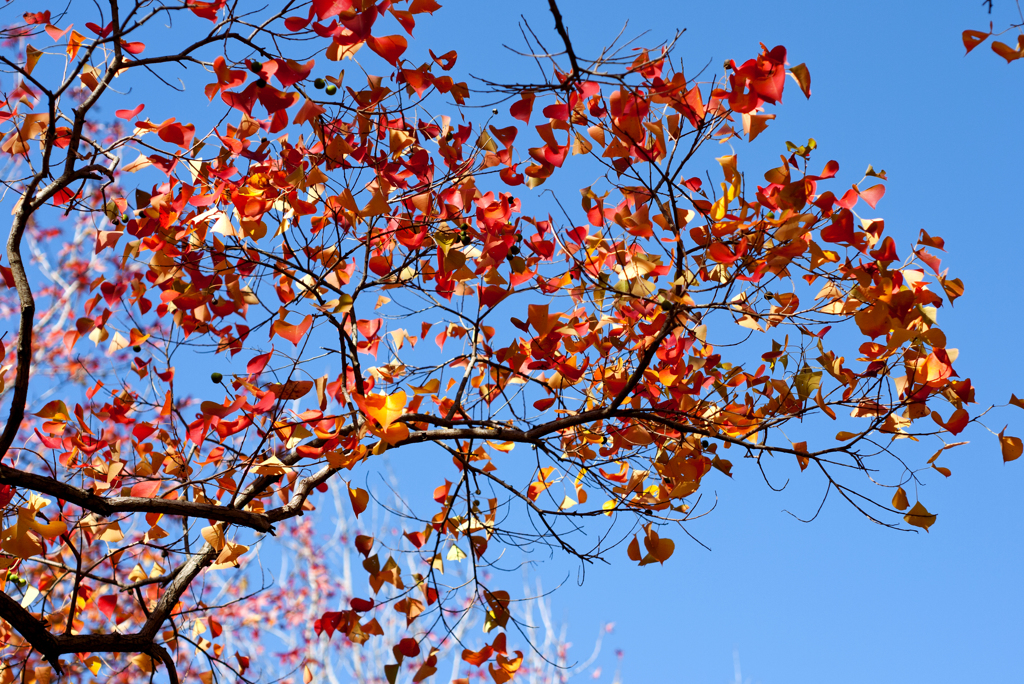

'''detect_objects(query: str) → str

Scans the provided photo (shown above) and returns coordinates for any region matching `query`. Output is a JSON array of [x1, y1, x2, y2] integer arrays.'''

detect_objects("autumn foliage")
[[963, 0, 1024, 62], [0, 1, 1018, 682]]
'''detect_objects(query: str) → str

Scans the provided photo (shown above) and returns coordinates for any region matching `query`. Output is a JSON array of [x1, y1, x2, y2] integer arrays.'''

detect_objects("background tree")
[[0, 1, 1017, 682]]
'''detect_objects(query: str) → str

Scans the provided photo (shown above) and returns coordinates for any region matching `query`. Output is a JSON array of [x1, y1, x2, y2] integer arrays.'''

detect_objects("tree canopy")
[[0, 1, 1018, 682]]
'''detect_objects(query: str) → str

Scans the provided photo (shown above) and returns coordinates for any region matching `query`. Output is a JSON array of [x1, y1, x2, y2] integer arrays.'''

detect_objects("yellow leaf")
[[82, 656, 104, 675], [446, 544, 466, 562], [789, 63, 811, 98], [903, 502, 936, 532], [25, 45, 43, 76], [411, 379, 440, 395], [835, 431, 858, 441], [201, 524, 225, 551], [211, 541, 249, 570], [252, 455, 290, 476]]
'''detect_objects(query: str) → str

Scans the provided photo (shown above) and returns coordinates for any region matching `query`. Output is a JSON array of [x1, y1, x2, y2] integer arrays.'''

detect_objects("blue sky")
[[405, 1, 1024, 682]]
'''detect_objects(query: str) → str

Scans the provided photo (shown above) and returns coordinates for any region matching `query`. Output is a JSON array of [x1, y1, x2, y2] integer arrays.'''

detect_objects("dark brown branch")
[[0, 464, 276, 533], [547, 0, 583, 89]]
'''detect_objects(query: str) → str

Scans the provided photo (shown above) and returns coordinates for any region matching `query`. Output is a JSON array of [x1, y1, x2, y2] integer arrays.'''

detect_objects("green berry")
[[314, 78, 326, 89], [325, 84, 337, 95], [132, 345, 142, 353], [249, 61, 262, 73], [211, 372, 223, 384], [660, 301, 672, 311]]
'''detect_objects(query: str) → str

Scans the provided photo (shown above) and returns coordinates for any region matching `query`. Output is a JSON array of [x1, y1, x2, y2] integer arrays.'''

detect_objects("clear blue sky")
[[405, 1, 1024, 682]]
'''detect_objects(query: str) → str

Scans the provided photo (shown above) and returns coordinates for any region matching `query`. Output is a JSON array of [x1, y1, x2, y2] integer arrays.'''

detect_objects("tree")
[[0, 0, 1017, 682]]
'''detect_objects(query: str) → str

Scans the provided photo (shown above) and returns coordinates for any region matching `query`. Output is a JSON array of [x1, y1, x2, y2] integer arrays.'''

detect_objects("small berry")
[[314, 78, 326, 89], [660, 301, 672, 311], [701, 440, 710, 448], [132, 345, 142, 353], [492, 108, 498, 114], [325, 84, 337, 95], [249, 61, 262, 73], [509, 245, 520, 256], [256, 78, 267, 88], [211, 372, 223, 383]]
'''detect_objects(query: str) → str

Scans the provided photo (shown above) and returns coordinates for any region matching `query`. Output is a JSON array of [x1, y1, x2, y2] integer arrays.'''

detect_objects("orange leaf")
[[992, 38, 1024, 63], [271, 314, 312, 345], [891, 487, 909, 511], [348, 485, 369, 517], [931, 408, 969, 436], [626, 535, 641, 562], [903, 501, 936, 532], [999, 428, 1023, 463], [962, 28, 991, 54]]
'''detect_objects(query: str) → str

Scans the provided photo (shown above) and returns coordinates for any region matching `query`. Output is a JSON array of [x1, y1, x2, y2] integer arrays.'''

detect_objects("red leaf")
[[429, 49, 457, 71], [404, 530, 426, 548], [312, 0, 351, 20], [272, 58, 315, 88], [858, 184, 885, 209], [284, 12, 313, 31], [820, 209, 854, 244], [366, 34, 407, 65], [23, 12, 51, 25], [836, 188, 859, 210], [187, 0, 227, 21], [115, 104, 145, 120], [479, 285, 509, 308], [85, 22, 113, 37], [510, 93, 535, 124], [97, 595, 117, 620], [398, 638, 421, 658], [350, 597, 375, 611], [533, 397, 556, 411], [130, 480, 161, 499], [247, 349, 273, 378]]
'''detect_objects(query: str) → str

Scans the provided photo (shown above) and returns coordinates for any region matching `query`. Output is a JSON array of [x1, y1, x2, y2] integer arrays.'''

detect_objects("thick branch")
[[0, 464, 276, 533]]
